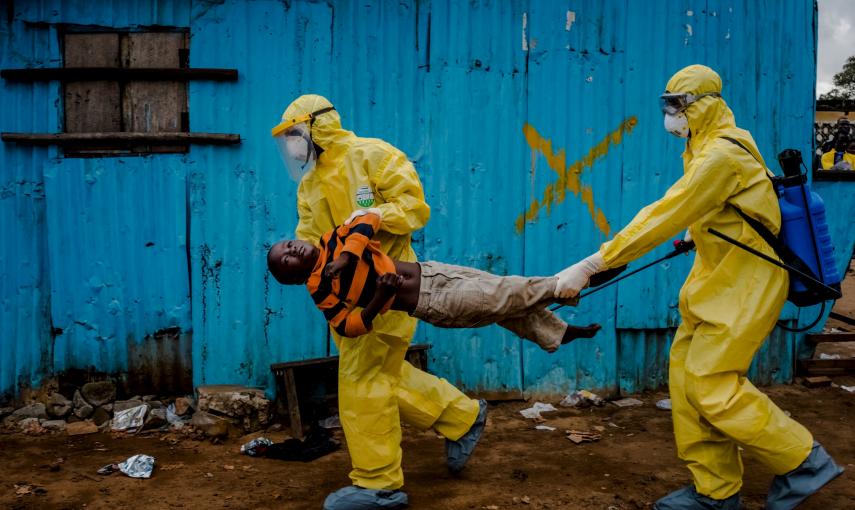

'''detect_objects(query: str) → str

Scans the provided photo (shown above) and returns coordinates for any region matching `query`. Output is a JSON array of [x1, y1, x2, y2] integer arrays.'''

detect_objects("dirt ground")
[[1, 385, 853, 510], [3, 259, 853, 509]]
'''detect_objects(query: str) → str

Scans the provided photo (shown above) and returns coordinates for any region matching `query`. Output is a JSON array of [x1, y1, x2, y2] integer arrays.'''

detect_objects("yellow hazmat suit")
[[599, 66, 813, 500], [284, 94, 480, 490], [820, 149, 855, 170]]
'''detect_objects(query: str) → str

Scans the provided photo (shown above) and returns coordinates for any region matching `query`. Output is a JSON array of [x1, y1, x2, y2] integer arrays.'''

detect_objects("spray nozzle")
[[777, 149, 804, 178]]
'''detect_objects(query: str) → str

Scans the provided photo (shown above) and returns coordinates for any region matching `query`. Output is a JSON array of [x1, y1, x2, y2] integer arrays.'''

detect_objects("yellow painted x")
[[515, 116, 638, 237]]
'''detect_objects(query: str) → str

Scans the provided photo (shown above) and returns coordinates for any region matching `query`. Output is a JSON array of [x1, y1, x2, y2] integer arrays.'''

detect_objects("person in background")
[[821, 133, 854, 171]]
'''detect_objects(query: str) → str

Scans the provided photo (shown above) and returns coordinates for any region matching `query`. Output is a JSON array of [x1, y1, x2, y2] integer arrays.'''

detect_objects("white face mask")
[[286, 136, 310, 161], [664, 113, 690, 138], [275, 129, 317, 181]]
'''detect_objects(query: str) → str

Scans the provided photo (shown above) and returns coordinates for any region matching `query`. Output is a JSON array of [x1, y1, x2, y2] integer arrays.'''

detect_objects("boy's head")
[[267, 239, 319, 284]]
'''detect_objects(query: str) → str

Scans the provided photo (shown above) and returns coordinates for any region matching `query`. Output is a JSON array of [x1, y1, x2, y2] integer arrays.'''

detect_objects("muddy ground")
[[1, 384, 853, 510], [3, 259, 853, 509]]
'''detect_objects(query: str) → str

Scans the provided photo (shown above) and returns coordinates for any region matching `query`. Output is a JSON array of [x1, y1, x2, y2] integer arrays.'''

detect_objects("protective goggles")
[[270, 106, 336, 138], [659, 92, 720, 115]]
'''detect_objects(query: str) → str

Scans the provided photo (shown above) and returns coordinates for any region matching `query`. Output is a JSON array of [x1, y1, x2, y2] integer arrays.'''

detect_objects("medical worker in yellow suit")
[[554, 65, 843, 510], [271, 94, 487, 510], [820, 133, 855, 170]]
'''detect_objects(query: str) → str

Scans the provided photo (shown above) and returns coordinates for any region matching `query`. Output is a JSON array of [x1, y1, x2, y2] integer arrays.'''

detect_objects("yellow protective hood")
[[280, 94, 353, 151], [665, 65, 737, 152]]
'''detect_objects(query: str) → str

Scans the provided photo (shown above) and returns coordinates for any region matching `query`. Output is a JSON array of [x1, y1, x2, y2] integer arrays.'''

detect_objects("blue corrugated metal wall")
[[0, 16, 55, 399], [2, 0, 851, 400]]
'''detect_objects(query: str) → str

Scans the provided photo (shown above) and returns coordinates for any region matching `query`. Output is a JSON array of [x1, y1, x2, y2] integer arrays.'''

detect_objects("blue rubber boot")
[[446, 399, 488, 474], [653, 485, 741, 510], [323, 486, 408, 510], [765, 441, 844, 510]]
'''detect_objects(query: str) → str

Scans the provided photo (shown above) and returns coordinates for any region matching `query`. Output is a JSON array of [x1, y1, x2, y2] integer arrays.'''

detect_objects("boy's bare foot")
[[561, 323, 601, 345]]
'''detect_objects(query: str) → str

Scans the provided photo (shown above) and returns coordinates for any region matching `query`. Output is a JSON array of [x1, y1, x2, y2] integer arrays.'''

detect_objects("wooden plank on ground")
[[803, 376, 833, 388], [799, 358, 855, 376]]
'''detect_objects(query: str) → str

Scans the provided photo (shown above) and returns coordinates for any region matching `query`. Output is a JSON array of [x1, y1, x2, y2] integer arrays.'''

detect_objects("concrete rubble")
[[1, 382, 273, 440], [113, 399, 144, 413], [195, 385, 271, 435], [46, 393, 72, 418], [81, 381, 116, 407], [73, 390, 93, 419]]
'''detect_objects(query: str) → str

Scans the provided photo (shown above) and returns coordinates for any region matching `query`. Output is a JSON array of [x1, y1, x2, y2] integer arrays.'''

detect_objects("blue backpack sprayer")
[[707, 142, 842, 330], [551, 145, 842, 333]]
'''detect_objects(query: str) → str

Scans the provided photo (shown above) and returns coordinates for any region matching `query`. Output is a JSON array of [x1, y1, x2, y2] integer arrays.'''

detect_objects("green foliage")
[[820, 55, 855, 100]]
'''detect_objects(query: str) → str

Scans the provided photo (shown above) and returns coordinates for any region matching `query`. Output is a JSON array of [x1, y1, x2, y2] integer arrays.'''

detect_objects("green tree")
[[820, 55, 855, 100]]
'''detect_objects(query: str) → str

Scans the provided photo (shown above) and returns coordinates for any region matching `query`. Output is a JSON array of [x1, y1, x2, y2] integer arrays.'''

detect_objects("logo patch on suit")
[[356, 185, 375, 207]]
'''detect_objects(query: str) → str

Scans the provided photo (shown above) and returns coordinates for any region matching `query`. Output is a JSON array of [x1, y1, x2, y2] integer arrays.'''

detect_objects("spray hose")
[[549, 239, 695, 312], [551, 235, 829, 334]]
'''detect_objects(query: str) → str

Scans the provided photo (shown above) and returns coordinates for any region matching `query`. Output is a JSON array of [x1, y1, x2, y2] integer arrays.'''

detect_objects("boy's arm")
[[340, 212, 381, 258], [330, 272, 401, 337], [324, 213, 381, 278]]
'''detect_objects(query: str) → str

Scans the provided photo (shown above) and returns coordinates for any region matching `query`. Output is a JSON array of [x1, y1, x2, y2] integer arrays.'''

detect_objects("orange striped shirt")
[[306, 214, 396, 337]]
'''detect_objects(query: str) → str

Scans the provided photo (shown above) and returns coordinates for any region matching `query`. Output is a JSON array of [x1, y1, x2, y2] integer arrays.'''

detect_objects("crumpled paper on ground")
[[318, 414, 341, 429], [611, 397, 644, 408], [559, 390, 604, 408], [112, 404, 148, 432], [240, 437, 274, 456], [519, 402, 558, 420], [118, 454, 155, 478]]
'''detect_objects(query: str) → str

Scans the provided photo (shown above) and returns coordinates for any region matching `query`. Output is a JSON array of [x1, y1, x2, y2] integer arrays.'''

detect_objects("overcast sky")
[[817, 0, 853, 97]]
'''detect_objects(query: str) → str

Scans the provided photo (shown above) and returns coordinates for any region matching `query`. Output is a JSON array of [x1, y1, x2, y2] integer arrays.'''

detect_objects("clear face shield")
[[273, 122, 316, 181], [271, 106, 335, 182]]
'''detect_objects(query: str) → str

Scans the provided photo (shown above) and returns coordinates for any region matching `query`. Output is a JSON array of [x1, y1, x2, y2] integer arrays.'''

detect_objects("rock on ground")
[[92, 406, 111, 427], [144, 408, 167, 430], [190, 411, 233, 438], [113, 400, 144, 413], [173, 397, 193, 416], [81, 381, 116, 407], [18, 418, 45, 435], [12, 403, 47, 420], [73, 391, 93, 419], [46, 393, 72, 419], [66, 421, 99, 436], [42, 420, 67, 432]]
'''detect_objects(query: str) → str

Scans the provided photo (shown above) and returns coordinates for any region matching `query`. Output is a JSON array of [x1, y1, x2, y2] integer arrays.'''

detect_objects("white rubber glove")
[[555, 252, 606, 299], [344, 207, 382, 226], [683, 228, 693, 243]]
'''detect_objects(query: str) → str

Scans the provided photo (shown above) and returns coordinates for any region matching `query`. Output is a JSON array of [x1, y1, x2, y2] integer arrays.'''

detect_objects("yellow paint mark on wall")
[[516, 116, 637, 236]]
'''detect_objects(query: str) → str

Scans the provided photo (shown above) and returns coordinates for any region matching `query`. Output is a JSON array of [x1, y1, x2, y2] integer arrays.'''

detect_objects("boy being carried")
[[267, 213, 600, 351]]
